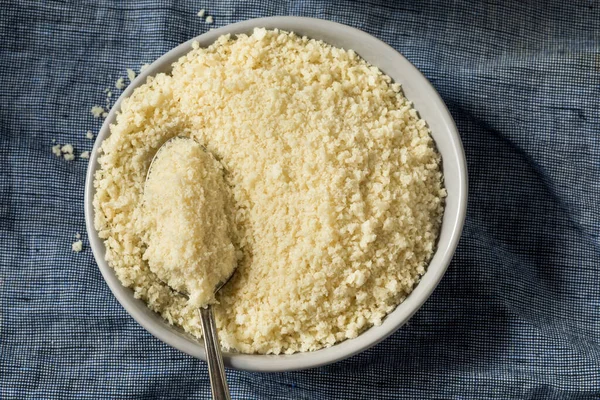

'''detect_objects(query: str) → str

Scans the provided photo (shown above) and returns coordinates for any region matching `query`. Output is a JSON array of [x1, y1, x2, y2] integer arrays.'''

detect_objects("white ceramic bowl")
[[85, 16, 467, 372]]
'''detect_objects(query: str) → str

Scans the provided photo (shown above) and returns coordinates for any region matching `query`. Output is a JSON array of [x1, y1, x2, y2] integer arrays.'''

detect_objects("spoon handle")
[[199, 306, 231, 400]]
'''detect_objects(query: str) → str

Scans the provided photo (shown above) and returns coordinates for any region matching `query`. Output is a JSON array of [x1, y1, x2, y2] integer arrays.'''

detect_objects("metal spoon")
[[145, 137, 233, 400]]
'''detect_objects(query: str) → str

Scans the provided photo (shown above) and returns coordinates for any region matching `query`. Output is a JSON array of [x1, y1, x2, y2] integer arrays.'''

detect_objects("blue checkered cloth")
[[1, 0, 599, 398]]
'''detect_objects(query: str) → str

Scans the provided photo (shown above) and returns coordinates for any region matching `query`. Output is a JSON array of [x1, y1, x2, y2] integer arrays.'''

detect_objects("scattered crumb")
[[91, 106, 105, 118], [72, 240, 83, 253], [52, 143, 77, 160], [52, 144, 62, 157], [59, 144, 75, 161], [127, 68, 136, 82], [52, 139, 56, 143], [107, 91, 112, 98], [75, 233, 81, 239], [205, 15, 213, 24], [140, 64, 150, 73], [61, 144, 73, 154], [197, 9, 205, 17], [102, 112, 108, 118], [86, 131, 95, 140], [80, 151, 90, 159], [115, 77, 125, 90]]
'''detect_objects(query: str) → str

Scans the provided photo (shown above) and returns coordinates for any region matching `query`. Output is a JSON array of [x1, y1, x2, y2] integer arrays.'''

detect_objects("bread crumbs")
[[93, 28, 445, 355]]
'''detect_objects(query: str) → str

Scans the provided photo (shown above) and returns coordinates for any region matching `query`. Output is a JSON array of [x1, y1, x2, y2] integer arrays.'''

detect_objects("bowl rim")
[[85, 16, 468, 372]]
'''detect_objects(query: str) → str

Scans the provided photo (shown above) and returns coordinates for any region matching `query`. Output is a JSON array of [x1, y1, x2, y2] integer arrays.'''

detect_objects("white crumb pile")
[[197, 9, 213, 23], [114, 65, 147, 93], [93, 28, 445, 355], [72, 240, 83, 253], [51, 144, 62, 157], [53, 143, 75, 160], [91, 106, 105, 118], [126, 68, 136, 82], [141, 138, 238, 308]]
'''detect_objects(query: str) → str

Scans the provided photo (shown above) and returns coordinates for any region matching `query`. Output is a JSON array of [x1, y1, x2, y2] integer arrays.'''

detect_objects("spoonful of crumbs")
[[142, 136, 237, 399], [141, 136, 237, 308]]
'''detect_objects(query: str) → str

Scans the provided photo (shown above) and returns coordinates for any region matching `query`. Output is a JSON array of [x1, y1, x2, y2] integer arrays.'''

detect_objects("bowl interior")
[[85, 16, 467, 372]]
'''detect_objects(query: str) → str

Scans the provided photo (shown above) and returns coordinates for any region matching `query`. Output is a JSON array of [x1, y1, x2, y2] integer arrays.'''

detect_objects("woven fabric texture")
[[1, 1, 599, 399]]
